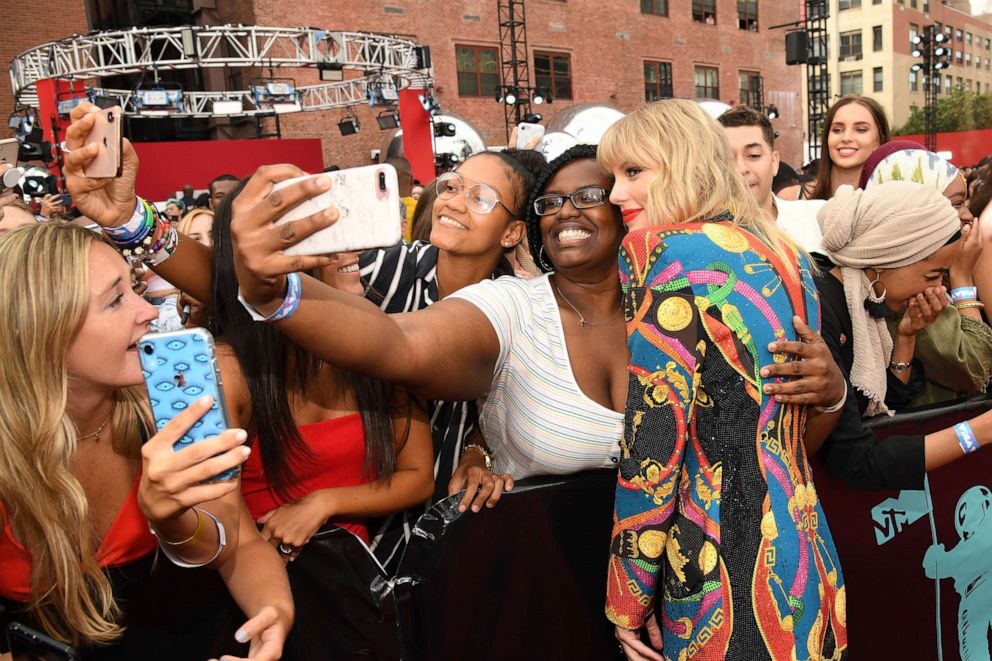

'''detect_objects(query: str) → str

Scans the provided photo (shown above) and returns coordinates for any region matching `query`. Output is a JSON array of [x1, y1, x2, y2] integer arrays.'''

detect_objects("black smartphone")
[[6, 622, 81, 661]]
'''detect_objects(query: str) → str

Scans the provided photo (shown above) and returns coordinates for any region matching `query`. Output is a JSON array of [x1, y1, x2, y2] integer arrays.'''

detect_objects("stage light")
[[935, 33, 946, 43], [911, 63, 923, 72], [250, 80, 301, 114], [135, 86, 184, 116], [912, 35, 923, 45], [433, 121, 456, 137], [181, 27, 197, 57], [912, 48, 923, 58], [522, 113, 543, 123], [935, 47, 947, 57], [766, 104, 780, 120], [338, 117, 360, 135], [376, 110, 400, 130]]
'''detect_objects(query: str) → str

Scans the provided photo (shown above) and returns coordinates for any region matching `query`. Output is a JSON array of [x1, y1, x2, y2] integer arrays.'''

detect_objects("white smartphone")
[[273, 164, 402, 256], [0, 138, 19, 167], [516, 122, 546, 149]]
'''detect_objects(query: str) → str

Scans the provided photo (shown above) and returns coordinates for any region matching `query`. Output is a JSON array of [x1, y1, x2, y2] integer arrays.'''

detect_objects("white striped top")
[[450, 274, 625, 479]]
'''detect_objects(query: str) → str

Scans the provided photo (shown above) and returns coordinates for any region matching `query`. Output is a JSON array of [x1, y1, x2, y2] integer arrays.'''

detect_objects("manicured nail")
[[760, 368, 770, 377], [472, 505, 480, 513], [763, 385, 773, 394], [198, 395, 214, 406], [235, 630, 249, 643], [235, 429, 248, 442], [767, 343, 777, 352], [241, 446, 252, 458]]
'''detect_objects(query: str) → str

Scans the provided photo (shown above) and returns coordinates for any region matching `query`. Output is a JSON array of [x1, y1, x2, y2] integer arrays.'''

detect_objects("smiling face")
[[429, 154, 525, 257], [316, 250, 364, 296], [539, 159, 624, 276], [943, 175, 974, 224], [877, 242, 957, 311], [723, 125, 780, 210], [828, 103, 882, 174], [65, 242, 159, 390], [608, 159, 661, 232]]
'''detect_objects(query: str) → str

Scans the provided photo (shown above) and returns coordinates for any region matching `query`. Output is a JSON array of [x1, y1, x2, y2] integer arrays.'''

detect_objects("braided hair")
[[491, 148, 549, 218], [526, 144, 603, 273]]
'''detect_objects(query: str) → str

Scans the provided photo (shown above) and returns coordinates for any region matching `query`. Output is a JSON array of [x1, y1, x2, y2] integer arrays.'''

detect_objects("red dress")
[[0, 474, 157, 601], [241, 413, 371, 543]]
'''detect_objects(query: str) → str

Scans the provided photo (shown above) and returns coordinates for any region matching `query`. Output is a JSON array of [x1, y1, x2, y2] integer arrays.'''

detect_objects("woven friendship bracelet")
[[237, 272, 303, 323]]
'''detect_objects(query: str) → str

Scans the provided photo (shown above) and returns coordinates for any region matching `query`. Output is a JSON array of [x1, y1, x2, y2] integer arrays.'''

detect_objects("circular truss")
[[9, 25, 431, 117]]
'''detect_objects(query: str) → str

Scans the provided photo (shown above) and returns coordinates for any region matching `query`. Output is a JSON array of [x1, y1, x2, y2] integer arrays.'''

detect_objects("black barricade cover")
[[6, 398, 992, 660]]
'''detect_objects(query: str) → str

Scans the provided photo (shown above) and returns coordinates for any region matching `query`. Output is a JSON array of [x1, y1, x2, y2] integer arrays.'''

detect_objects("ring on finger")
[[59, 141, 72, 154], [278, 543, 297, 555]]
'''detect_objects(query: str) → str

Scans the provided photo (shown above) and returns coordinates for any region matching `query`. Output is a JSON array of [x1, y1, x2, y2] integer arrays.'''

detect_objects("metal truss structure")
[[9, 25, 430, 117]]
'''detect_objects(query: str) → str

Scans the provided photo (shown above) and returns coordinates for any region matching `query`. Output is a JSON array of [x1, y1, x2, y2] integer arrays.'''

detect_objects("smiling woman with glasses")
[[435, 171, 516, 217]]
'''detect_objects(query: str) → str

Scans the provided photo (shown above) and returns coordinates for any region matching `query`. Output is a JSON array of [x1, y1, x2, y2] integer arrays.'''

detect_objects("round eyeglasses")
[[435, 171, 514, 216], [532, 186, 608, 217]]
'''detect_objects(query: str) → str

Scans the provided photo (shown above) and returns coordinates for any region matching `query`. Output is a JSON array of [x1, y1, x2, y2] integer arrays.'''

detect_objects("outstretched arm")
[[229, 165, 500, 402]]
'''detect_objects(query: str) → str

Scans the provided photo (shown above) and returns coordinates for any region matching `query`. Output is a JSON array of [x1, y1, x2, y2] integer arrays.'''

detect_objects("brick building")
[[2, 0, 807, 168]]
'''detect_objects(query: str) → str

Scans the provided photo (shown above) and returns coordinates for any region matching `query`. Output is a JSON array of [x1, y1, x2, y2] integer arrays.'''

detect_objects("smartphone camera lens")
[[142, 344, 153, 355], [378, 171, 386, 191]]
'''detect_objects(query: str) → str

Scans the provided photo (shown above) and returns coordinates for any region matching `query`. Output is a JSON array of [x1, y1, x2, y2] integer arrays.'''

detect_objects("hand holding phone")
[[515, 122, 545, 150], [272, 164, 402, 256], [82, 106, 123, 179]]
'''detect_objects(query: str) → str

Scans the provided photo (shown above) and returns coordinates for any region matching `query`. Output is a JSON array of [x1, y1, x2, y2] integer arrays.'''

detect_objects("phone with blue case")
[[137, 328, 237, 481]]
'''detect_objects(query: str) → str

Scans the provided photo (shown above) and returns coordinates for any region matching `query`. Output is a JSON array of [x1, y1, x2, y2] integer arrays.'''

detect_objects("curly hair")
[[526, 144, 602, 273]]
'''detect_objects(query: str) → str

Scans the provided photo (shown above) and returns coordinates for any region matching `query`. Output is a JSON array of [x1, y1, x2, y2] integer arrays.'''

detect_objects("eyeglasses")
[[435, 172, 514, 216], [532, 186, 608, 216]]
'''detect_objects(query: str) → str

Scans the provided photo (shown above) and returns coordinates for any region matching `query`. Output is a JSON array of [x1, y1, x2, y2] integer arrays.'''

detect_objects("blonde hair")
[[0, 222, 153, 645], [176, 208, 214, 237], [598, 99, 799, 268]]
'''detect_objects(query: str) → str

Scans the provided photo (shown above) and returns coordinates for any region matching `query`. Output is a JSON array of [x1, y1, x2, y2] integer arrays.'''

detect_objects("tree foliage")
[[894, 85, 992, 135]]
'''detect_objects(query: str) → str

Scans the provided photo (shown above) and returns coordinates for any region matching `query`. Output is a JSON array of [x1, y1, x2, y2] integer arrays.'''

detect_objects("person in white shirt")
[[717, 105, 826, 254]]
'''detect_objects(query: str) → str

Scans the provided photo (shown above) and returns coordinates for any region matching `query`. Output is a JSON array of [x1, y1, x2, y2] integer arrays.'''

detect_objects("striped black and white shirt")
[[359, 241, 510, 572]]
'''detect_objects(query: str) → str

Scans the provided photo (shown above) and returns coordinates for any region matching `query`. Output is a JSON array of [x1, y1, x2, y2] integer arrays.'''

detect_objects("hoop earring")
[[538, 245, 554, 272], [863, 270, 888, 319]]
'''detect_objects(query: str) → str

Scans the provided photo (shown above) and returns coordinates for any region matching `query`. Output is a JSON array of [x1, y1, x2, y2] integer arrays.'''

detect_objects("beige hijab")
[[817, 183, 960, 416]]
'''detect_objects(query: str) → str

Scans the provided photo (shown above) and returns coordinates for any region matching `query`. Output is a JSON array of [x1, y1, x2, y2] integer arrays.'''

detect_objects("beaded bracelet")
[[953, 421, 980, 455], [951, 286, 978, 303], [104, 197, 158, 254], [237, 272, 303, 323], [145, 225, 179, 267]]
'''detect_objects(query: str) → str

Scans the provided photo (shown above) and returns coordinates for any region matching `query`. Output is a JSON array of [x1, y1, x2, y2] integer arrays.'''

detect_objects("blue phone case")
[[137, 328, 237, 481]]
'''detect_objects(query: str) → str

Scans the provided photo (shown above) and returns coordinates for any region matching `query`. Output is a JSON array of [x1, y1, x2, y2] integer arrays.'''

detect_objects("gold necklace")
[[552, 277, 623, 327], [78, 412, 112, 442]]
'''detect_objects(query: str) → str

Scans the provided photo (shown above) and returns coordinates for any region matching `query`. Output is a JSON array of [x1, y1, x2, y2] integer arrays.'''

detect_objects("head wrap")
[[860, 141, 960, 193], [818, 182, 959, 416]]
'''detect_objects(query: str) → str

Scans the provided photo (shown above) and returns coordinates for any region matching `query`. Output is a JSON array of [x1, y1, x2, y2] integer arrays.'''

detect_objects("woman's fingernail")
[[198, 395, 214, 406], [235, 630, 249, 643], [317, 175, 332, 189], [760, 368, 770, 377], [241, 446, 252, 458], [235, 429, 248, 442], [767, 343, 777, 352], [763, 384, 772, 393]]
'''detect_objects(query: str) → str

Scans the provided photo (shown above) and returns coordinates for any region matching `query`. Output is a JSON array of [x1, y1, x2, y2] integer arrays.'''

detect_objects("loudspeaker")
[[786, 31, 808, 65]]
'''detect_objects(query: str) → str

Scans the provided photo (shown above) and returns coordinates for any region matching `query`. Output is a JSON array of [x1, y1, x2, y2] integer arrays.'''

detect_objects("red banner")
[[398, 88, 435, 185]]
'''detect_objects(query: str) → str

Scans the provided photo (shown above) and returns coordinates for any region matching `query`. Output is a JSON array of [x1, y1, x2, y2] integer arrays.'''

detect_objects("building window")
[[873, 25, 883, 51], [956, 50, 963, 64], [695, 65, 720, 99], [739, 71, 763, 107], [956, 29, 963, 41], [966, 52, 972, 65], [737, 0, 758, 30], [693, 0, 716, 23], [910, 0, 917, 8], [534, 51, 573, 100], [455, 45, 499, 97], [966, 32, 972, 46], [644, 61, 673, 101], [872, 0, 881, 4], [839, 31, 863, 60], [945, 75, 952, 92], [923, 0, 929, 10], [986, 38, 990, 50], [945, 24, 954, 38], [839, 0, 861, 9], [934, 73, 942, 94], [840, 70, 863, 95], [640, 0, 667, 16], [909, 23, 919, 49], [873, 66, 883, 92]]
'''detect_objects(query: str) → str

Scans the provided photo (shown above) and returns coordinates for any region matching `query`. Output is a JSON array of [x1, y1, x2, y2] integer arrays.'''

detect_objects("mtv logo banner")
[[813, 403, 992, 661]]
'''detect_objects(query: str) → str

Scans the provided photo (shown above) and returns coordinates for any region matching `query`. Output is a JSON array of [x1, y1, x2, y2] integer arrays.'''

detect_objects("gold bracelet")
[[156, 507, 204, 547], [954, 301, 985, 310]]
